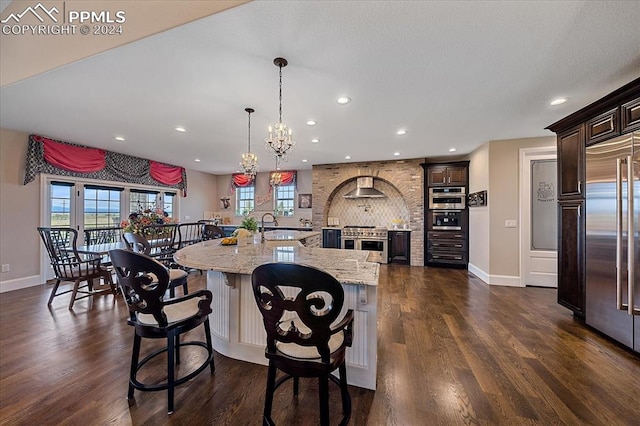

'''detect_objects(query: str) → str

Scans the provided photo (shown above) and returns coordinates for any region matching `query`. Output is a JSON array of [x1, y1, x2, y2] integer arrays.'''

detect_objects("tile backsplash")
[[328, 179, 410, 228]]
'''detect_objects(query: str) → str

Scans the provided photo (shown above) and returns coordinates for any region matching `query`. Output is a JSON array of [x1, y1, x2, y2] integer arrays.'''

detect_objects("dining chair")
[[202, 224, 225, 240], [37, 227, 116, 309], [122, 232, 188, 298], [251, 262, 354, 426], [108, 249, 215, 414], [176, 222, 205, 248]]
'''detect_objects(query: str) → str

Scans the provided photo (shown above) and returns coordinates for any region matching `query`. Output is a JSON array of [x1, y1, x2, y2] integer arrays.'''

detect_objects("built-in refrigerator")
[[585, 132, 639, 353]]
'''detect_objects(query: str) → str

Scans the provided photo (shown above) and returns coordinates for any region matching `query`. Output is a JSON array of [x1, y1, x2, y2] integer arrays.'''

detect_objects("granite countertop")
[[262, 230, 320, 241], [174, 240, 379, 286]]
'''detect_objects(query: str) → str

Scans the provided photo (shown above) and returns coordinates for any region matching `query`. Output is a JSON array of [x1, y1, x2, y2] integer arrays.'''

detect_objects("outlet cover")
[[185, 215, 191, 220], [1, 264, 9, 272], [505, 220, 518, 228]]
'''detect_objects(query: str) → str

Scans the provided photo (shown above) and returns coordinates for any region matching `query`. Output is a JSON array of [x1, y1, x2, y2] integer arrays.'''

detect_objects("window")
[[275, 184, 295, 217], [50, 182, 73, 226], [236, 186, 255, 216], [130, 189, 159, 214], [84, 185, 123, 229], [163, 192, 176, 217]]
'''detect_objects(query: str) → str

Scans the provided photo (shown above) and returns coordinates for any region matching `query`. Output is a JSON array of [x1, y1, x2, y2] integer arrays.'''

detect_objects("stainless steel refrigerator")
[[585, 132, 639, 353]]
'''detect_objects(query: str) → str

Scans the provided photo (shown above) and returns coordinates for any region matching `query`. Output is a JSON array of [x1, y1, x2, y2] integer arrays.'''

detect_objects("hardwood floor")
[[1, 265, 638, 425]]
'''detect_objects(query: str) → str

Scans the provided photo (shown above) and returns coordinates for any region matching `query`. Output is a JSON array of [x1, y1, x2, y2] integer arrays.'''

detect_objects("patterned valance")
[[231, 173, 255, 192], [24, 134, 188, 196], [269, 170, 296, 191]]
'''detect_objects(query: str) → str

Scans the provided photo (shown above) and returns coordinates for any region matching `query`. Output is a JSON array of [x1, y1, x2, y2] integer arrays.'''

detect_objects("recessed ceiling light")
[[337, 96, 351, 105], [175, 126, 186, 132], [345, 155, 351, 160], [306, 120, 317, 126], [393, 152, 400, 156], [550, 97, 567, 106], [114, 136, 125, 141], [311, 138, 320, 143], [396, 129, 407, 136], [194, 158, 201, 162], [449, 148, 457, 152], [302, 159, 308, 163]]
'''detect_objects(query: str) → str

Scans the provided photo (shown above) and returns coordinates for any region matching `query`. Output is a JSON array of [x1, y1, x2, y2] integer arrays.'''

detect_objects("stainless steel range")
[[341, 225, 388, 263]]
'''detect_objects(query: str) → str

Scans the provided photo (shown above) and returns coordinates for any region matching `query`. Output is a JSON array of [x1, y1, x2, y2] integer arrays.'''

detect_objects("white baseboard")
[[468, 263, 489, 284], [0, 275, 43, 293], [467, 264, 522, 287]]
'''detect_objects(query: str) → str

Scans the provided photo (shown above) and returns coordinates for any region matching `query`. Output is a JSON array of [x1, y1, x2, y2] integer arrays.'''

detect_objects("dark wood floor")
[[1, 265, 638, 425]]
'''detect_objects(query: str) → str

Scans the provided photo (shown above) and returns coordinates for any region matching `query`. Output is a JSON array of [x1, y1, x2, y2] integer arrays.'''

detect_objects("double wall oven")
[[341, 226, 388, 264], [424, 162, 470, 268]]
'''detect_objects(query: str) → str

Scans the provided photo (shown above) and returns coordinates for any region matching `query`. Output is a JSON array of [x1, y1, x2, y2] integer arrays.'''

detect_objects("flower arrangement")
[[121, 208, 176, 235]]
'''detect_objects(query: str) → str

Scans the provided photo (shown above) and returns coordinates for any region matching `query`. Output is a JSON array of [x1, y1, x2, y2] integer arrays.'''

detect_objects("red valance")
[[150, 161, 185, 186], [231, 173, 255, 192], [38, 135, 106, 173], [269, 170, 296, 185]]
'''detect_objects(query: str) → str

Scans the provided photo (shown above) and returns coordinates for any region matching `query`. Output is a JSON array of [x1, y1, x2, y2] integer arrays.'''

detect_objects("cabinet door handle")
[[578, 180, 582, 194]]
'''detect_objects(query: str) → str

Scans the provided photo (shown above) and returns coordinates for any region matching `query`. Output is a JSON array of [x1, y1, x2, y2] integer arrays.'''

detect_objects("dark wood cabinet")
[[557, 200, 585, 316], [621, 97, 640, 132], [322, 228, 341, 249], [557, 125, 585, 198], [586, 108, 619, 144], [388, 230, 411, 265], [547, 77, 639, 318], [427, 165, 467, 186], [423, 161, 469, 268]]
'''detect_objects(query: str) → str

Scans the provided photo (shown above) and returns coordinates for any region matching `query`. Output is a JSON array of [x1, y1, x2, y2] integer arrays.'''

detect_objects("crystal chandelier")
[[240, 107, 258, 177], [270, 156, 282, 188], [265, 57, 295, 161]]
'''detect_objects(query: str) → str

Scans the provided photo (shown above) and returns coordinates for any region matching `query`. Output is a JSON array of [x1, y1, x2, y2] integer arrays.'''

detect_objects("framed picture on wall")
[[298, 194, 312, 209]]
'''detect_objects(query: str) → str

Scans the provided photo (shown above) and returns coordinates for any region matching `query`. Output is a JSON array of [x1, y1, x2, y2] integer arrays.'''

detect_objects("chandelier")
[[265, 57, 295, 161], [240, 107, 258, 177], [270, 156, 282, 188]]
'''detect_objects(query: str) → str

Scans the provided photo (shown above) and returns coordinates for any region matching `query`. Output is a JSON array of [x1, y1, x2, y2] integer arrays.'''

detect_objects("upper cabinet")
[[427, 165, 467, 186], [557, 124, 585, 198], [621, 98, 640, 132]]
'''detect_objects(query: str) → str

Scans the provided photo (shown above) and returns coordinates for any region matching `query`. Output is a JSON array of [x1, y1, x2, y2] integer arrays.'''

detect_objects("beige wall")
[[467, 136, 556, 284], [468, 143, 490, 276], [215, 170, 313, 227], [0, 128, 219, 291], [180, 169, 219, 222], [0, 129, 41, 286]]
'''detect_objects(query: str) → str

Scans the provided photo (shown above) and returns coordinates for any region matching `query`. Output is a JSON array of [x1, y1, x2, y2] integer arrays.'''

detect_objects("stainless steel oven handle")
[[616, 158, 627, 311], [627, 156, 635, 315]]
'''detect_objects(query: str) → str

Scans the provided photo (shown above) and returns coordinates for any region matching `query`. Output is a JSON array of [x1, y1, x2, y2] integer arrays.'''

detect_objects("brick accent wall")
[[312, 159, 424, 266]]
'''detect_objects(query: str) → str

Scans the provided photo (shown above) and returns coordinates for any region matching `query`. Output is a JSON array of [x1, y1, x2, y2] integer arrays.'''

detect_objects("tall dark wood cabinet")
[[547, 77, 640, 318], [422, 161, 469, 268], [557, 200, 585, 315]]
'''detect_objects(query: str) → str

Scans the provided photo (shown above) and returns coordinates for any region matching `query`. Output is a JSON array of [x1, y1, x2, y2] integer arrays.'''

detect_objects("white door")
[[520, 147, 558, 287]]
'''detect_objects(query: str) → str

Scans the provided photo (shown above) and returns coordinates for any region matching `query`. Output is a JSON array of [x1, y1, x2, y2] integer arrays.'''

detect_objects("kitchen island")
[[174, 239, 379, 390]]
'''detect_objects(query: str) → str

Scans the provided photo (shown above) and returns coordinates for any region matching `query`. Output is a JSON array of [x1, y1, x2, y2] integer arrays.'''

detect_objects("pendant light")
[[265, 57, 295, 161], [240, 107, 258, 177]]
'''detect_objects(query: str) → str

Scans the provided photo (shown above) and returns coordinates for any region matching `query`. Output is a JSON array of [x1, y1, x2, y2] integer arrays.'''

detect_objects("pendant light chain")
[[248, 108, 252, 152], [278, 64, 283, 124], [265, 57, 294, 161]]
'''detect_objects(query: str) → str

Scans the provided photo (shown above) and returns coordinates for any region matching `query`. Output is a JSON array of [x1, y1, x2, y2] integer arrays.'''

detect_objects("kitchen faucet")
[[261, 212, 279, 242]]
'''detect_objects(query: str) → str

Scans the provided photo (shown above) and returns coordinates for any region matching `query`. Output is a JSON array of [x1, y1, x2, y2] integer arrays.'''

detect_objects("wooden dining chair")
[[251, 262, 354, 426], [202, 224, 225, 240], [122, 232, 188, 298], [108, 249, 215, 414], [37, 227, 116, 309]]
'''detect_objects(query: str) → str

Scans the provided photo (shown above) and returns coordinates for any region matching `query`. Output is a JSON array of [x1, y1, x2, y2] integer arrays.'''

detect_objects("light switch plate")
[[1, 264, 9, 272], [505, 220, 517, 228]]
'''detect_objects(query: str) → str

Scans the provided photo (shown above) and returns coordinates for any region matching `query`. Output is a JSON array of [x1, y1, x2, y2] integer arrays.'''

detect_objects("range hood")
[[343, 177, 386, 199]]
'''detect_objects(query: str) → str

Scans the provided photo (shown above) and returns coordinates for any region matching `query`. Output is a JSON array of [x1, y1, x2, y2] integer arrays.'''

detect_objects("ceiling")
[[1, 1, 639, 175]]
